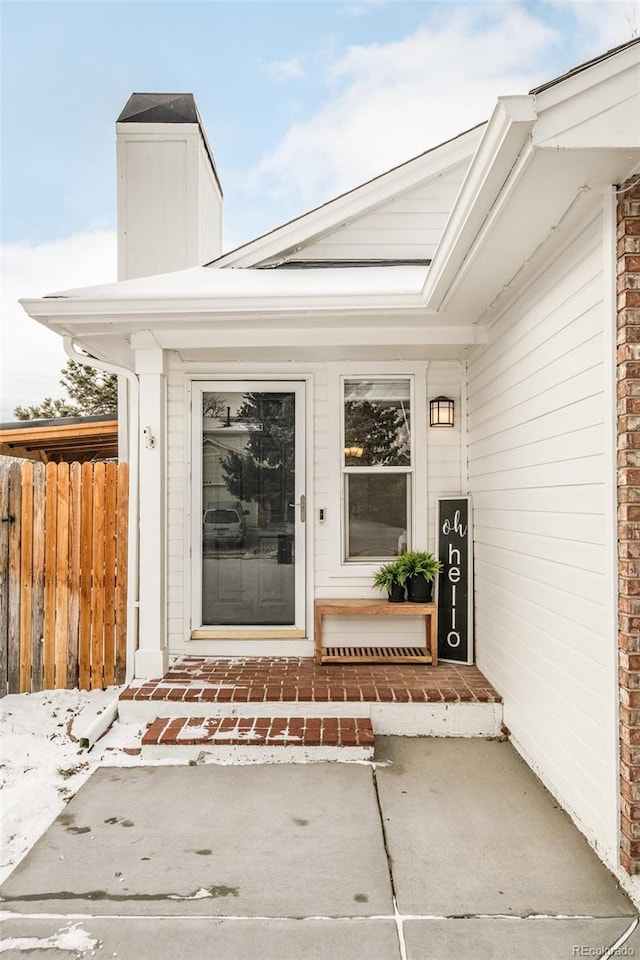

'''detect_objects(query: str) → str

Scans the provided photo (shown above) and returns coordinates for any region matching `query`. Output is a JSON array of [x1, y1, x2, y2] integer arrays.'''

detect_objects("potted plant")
[[372, 560, 406, 603], [399, 551, 442, 603]]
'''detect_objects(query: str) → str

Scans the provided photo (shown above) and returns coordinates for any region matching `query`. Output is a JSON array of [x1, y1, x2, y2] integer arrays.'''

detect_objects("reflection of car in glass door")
[[203, 506, 248, 547]]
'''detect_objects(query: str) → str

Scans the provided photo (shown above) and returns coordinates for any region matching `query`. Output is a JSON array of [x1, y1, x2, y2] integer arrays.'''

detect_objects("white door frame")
[[190, 379, 307, 637]]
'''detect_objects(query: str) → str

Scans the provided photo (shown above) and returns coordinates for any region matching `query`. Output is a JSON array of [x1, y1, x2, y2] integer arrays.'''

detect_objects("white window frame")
[[340, 373, 415, 564]]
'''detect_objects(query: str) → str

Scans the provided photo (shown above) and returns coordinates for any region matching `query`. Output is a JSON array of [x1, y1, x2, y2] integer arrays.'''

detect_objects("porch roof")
[[41, 263, 429, 306], [0, 415, 118, 463], [21, 262, 483, 365]]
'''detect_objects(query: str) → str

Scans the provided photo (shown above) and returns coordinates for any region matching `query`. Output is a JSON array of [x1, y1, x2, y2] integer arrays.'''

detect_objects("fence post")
[[115, 461, 129, 683], [55, 462, 70, 689], [7, 462, 22, 694], [30, 462, 46, 692], [19, 462, 34, 692], [43, 462, 57, 690], [91, 462, 106, 690], [67, 462, 81, 686], [0, 462, 11, 696]]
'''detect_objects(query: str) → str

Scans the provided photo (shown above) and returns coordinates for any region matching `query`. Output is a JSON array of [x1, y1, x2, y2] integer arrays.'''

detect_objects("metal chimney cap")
[[117, 93, 199, 124]]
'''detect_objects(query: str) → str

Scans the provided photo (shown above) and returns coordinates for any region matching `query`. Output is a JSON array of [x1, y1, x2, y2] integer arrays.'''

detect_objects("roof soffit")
[[434, 145, 639, 321], [423, 96, 536, 311], [424, 44, 640, 319]]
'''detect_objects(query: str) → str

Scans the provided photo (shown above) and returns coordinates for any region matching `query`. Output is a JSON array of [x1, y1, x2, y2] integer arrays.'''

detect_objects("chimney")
[[116, 93, 222, 281]]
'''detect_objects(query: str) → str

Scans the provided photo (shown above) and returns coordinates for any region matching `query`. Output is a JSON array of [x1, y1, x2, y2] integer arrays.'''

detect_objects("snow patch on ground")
[[0, 921, 99, 954], [0, 688, 147, 885], [167, 887, 217, 900], [176, 724, 262, 742]]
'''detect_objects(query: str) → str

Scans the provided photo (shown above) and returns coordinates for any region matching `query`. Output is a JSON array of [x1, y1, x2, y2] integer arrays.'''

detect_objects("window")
[[342, 377, 412, 561]]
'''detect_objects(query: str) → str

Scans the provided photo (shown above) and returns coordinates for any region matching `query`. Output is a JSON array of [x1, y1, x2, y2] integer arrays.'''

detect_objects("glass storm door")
[[192, 382, 305, 632]]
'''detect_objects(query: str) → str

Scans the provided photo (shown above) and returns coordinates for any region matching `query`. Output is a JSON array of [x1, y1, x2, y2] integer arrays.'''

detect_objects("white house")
[[20, 39, 640, 888]]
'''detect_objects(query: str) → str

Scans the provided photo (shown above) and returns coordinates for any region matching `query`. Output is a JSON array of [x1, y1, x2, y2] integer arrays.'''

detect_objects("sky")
[[1, 0, 639, 420]]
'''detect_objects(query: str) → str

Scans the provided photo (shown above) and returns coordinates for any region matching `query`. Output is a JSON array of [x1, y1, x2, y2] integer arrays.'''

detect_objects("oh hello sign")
[[437, 497, 473, 664]]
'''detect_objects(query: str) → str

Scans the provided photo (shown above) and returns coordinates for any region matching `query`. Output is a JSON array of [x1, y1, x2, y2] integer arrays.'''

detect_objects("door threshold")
[[184, 637, 314, 658], [191, 628, 306, 640]]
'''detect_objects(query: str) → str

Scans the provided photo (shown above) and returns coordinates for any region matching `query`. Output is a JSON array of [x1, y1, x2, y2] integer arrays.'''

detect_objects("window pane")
[[344, 378, 411, 466], [346, 473, 409, 560]]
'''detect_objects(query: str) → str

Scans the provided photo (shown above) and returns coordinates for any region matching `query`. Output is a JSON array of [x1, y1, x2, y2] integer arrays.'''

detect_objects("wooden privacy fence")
[[0, 458, 128, 695]]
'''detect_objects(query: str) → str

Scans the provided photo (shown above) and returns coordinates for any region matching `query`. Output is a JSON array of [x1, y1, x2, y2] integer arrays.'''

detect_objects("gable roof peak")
[[211, 121, 486, 269]]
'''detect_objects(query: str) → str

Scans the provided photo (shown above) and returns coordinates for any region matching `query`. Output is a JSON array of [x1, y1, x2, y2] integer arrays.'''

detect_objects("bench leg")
[[314, 608, 323, 664], [429, 611, 438, 666]]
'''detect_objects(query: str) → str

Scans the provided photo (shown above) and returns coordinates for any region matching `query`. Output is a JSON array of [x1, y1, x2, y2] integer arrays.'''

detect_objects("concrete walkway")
[[0, 739, 636, 959]]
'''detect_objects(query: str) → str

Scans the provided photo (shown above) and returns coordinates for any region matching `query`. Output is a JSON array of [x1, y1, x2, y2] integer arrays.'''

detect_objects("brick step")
[[119, 698, 503, 738], [141, 715, 375, 763]]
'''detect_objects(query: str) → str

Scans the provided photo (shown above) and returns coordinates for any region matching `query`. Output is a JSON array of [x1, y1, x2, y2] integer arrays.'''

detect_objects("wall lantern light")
[[429, 396, 455, 427]]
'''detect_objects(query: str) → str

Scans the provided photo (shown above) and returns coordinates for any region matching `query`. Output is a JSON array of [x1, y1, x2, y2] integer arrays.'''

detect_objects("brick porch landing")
[[119, 657, 503, 743], [121, 656, 500, 705]]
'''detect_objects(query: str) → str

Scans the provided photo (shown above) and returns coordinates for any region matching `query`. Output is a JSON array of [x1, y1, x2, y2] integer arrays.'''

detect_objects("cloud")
[[1, 231, 116, 420], [240, 2, 636, 227], [264, 57, 305, 81]]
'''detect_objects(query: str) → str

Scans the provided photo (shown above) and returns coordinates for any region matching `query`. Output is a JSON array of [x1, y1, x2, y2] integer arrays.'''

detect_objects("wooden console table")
[[314, 598, 438, 665]]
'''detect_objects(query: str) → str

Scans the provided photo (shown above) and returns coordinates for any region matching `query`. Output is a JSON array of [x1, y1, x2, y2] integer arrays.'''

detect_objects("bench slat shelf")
[[315, 599, 437, 666]]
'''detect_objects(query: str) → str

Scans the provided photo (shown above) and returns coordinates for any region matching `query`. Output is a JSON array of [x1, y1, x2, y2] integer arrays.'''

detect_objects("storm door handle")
[[288, 494, 306, 522]]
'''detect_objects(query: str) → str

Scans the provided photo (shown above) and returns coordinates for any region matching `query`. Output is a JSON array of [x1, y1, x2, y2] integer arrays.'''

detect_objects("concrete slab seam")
[[603, 915, 639, 958], [2, 910, 637, 922], [371, 765, 408, 960]]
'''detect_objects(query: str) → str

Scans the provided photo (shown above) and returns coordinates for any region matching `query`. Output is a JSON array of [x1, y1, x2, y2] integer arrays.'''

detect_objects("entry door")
[[192, 381, 305, 633]]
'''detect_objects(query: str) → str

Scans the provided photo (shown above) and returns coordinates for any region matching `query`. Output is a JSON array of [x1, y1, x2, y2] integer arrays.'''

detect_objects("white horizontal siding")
[[286, 165, 467, 262], [426, 362, 464, 548], [466, 214, 617, 863]]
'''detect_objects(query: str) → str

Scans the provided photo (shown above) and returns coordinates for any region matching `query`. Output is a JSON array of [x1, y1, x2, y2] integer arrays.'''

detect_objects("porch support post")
[[133, 343, 168, 679]]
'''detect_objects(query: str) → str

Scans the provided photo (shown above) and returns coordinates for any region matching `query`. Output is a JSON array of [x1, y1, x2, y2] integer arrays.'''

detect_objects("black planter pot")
[[387, 582, 406, 603], [406, 574, 433, 603]]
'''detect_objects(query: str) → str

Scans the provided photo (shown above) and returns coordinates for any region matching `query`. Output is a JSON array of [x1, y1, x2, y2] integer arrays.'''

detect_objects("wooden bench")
[[314, 598, 438, 666]]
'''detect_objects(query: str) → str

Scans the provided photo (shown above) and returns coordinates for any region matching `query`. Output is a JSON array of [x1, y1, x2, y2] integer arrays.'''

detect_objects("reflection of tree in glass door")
[[221, 393, 295, 527]]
